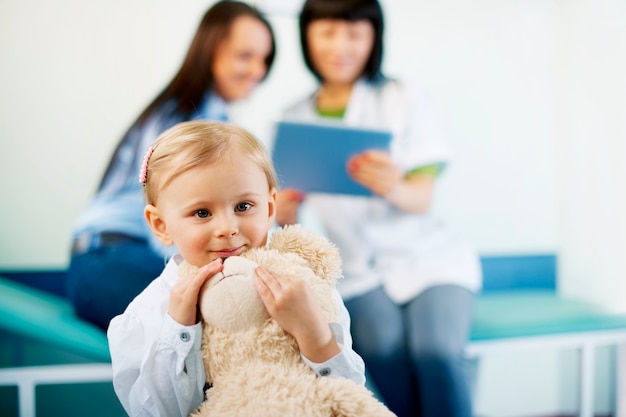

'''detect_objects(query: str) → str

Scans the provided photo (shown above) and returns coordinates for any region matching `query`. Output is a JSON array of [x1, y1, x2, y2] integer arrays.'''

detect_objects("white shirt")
[[282, 78, 482, 303], [108, 254, 365, 417]]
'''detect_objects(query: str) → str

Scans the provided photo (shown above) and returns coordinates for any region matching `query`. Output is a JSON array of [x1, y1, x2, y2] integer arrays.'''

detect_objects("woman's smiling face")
[[306, 18, 375, 86], [212, 15, 274, 102]]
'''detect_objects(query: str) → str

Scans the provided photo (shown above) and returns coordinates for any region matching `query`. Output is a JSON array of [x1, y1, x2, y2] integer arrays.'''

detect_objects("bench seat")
[[468, 290, 626, 417], [471, 289, 626, 341], [0, 277, 117, 417], [2, 265, 626, 417], [0, 276, 110, 363]]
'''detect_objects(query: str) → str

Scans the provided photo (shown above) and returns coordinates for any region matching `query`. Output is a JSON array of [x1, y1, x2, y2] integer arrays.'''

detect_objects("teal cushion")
[[0, 276, 110, 362], [471, 290, 626, 341]]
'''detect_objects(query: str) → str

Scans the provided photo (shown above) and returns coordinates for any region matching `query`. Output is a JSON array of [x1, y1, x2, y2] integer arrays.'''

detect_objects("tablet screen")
[[271, 121, 392, 196]]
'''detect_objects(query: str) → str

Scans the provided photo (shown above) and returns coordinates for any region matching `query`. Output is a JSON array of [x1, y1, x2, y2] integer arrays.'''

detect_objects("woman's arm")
[[383, 171, 435, 214], [347, 150, 435, 214]]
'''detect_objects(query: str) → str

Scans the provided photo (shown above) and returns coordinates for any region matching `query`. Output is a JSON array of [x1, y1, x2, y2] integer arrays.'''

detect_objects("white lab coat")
[[108, 254, 365, 417], [282, 78, 482, 303]]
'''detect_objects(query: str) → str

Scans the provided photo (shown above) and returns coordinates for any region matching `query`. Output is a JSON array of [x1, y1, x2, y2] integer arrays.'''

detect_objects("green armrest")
[[471, 290, 626, 341], [0, 276, 110, 362]]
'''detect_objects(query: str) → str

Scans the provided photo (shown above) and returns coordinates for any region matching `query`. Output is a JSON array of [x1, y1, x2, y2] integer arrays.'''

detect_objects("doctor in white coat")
[[276, 1, 482, 416]]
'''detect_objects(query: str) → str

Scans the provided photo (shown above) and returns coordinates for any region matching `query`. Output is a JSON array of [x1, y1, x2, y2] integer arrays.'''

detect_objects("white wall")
[[242, 0, 563, 256], [0, 0, 563, 268], [0, 0, 213, 267], [554, 0, 626, 313], [1, 0, 624, 415]]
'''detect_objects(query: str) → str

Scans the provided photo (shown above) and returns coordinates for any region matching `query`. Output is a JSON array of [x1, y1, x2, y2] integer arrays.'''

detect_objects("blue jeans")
[[66, 239, 164, 330], [345, 285, 475, 417]]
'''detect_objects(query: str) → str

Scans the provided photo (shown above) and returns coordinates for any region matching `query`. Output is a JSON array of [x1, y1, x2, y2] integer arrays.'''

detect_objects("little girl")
[[107, 121, 365, 417]]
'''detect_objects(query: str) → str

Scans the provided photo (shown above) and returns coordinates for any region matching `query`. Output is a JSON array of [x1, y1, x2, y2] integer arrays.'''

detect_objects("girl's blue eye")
[[235, 202, 252, 212], [196, 209, 210, 218]]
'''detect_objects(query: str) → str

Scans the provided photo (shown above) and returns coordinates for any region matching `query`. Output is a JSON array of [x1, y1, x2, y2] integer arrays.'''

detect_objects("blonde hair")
[[142, 120, 277, 205]]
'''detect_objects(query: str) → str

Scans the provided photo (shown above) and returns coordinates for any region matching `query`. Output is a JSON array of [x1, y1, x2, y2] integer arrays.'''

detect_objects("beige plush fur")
[[182, 225, 395, 417]]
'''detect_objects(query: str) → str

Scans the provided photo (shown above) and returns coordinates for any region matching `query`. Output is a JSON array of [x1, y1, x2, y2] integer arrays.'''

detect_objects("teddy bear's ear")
[[268, 224, 342, 281]]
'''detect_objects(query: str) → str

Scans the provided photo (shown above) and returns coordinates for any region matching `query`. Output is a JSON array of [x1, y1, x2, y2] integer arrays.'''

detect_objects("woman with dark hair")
[[276, 0, 481, 416], [67, 0, 276, 330]]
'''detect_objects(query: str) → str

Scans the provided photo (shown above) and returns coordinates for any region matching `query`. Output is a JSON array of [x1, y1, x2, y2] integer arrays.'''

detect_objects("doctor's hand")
[[276, 188, 304, 226], [347, 150, 402, 196], [349, 150, 435, 214]]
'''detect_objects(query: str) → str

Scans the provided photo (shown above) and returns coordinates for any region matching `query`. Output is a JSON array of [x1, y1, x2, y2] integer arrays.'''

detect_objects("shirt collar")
[[198, 90, 228, 121]]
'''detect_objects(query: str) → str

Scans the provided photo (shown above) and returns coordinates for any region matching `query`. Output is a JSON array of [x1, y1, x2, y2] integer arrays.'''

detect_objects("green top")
[[316, 107, 346, 119], [407, 164, 441, 178], [316, 105, 440, 178]]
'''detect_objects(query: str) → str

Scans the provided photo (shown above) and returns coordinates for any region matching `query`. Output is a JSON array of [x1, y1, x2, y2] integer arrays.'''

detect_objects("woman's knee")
[[346, 288, 405, 357], [356, 327, 405, 359], [405, 285, 474, 354]]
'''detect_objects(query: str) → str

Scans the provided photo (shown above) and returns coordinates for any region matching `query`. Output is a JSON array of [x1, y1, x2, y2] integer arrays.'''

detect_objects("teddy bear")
[[180, 224, 395, 417]]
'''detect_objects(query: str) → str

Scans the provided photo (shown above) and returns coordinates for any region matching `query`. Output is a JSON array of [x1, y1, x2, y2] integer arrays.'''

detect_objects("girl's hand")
[[169, 258, 223, 326], [347, 150, 402, 196], [276, 188, 304, 226], [254, 266, 340, 362]]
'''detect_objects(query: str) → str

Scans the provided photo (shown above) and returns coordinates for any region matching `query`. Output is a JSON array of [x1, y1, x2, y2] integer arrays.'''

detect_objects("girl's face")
[[306, 18, 374, 86], [212, 15, 273, 101], [147, 152, 277, 267]]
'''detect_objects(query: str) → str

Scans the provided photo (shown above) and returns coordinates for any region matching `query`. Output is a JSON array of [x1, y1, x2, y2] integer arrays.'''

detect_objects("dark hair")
[[97, 1, 275, 190], [299, 0, 384, 82], [141, 0, 276, 121]]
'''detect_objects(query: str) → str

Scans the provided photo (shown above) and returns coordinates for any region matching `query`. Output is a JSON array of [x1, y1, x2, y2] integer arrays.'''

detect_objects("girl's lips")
[[213, 246, 244, 258]]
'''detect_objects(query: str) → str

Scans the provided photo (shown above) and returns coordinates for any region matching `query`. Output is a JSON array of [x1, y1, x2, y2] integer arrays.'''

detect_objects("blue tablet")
[[271, 121, 392, 196]]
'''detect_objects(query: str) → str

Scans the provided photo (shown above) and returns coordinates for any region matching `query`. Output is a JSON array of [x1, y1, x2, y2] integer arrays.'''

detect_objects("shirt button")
[[319, 367, 332, 377], [180, 331, 190, 342]]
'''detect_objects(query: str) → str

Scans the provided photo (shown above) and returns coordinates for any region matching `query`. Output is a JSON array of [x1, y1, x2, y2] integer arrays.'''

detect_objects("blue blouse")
[[72, 91, 228, 257]]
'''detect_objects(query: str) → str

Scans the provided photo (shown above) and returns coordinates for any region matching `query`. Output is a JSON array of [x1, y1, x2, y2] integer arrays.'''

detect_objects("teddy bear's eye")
[[196, 209, 210, 218]]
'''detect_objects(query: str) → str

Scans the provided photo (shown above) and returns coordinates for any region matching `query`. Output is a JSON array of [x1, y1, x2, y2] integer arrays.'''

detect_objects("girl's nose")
[[214, 214, 238, 238]]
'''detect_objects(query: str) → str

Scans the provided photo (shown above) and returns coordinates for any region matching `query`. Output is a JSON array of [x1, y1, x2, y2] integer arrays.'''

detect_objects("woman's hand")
[[348, 150, 434, 213], [254, 265, 340, 362], [347, 150, 402, 196], [168, 258, 223, 326], [275, 188, 304, 226]]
